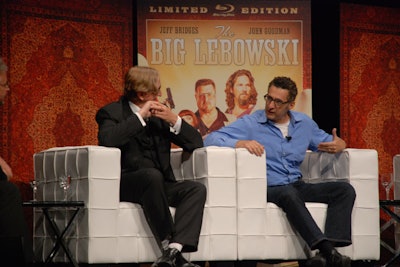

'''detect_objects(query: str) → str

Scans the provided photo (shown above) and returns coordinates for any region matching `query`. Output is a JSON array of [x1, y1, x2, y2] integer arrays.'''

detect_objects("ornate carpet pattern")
[[0, 0, 132, 183], [340, 4, 400, 198]]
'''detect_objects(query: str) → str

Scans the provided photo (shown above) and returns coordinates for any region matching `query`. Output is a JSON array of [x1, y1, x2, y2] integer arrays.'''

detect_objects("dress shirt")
[[204, 110, 332, 186]]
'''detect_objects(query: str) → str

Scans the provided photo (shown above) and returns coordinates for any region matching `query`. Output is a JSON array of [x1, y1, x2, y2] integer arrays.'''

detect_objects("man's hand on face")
[[140, 101, 178, 126], [150, 102, 178, 126], [139, 100, 156, 120]]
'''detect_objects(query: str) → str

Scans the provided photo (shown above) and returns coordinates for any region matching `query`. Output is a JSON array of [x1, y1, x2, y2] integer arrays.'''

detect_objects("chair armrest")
[[300, 148, 379, 208], [180, 146, 237, 207], [178, 146, 239, 260], [33, 145, 121, 208], [235, 148, 267, 208]]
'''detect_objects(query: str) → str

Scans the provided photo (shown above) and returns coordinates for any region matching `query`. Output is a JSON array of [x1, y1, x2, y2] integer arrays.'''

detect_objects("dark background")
[[311, 0, 399, 133]]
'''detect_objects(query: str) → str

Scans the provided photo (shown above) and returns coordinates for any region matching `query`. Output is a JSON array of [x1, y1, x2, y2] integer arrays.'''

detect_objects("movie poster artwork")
[[137, 1, 311, 138]]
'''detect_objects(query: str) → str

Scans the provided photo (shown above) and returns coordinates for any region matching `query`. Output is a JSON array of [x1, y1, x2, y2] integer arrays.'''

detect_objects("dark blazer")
[[96, 96, 203, 181]]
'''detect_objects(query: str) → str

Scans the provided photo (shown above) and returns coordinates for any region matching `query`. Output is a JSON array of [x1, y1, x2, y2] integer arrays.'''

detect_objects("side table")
[[22, 200, 84, 267], [380, 200, 400, 267]]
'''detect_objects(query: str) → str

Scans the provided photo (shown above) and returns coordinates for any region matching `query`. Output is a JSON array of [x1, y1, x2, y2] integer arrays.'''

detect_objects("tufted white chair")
[[32, 146, 238, 263], [235, 148, 379, 261]]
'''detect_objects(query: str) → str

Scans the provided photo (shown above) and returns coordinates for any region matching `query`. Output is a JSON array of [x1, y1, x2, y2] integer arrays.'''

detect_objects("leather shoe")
[[327, 249, 351, 267], [305, 253, 326, 267], [152, 247, 180, 267]]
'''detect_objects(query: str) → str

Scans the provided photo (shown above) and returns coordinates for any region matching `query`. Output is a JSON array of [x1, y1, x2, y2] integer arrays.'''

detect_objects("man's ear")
[[137, 91, 146, 101], [289, 101, 296, 110]]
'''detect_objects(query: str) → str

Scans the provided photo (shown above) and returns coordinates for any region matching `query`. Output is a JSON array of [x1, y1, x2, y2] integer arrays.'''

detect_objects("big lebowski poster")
[[137, 1, 311, 137]]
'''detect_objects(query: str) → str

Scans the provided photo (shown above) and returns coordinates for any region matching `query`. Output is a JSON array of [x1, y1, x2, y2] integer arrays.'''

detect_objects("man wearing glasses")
[[204, 76, 355, 267]]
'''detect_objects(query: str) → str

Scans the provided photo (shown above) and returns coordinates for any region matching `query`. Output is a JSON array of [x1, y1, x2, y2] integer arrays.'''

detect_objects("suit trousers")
[[120, 167, 207, 253], [267, 180, 356, 249]]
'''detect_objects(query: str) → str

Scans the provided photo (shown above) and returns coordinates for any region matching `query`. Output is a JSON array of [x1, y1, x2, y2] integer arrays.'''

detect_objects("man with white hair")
[[0, 57, 32, 266]]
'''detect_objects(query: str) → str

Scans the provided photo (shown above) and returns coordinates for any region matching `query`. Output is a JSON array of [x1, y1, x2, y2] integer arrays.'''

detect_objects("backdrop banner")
[[340, 3, 400, 178], [137, 0, 311, 137]]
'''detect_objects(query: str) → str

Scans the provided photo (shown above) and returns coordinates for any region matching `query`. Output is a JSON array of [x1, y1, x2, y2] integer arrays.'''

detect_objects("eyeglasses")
[[264, 94, 291, 107], [0, 82, 9, 88]]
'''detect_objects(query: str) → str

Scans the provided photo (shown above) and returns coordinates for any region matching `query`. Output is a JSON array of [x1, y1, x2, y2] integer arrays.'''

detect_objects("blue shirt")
[[204, 110, 332, 186]]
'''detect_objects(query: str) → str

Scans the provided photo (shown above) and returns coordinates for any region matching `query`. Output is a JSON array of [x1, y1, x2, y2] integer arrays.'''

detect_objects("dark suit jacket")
[[96, 96, 203, 181]]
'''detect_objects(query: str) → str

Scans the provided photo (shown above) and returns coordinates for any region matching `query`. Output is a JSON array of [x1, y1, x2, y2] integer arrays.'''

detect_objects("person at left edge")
[[95, 66, 206, 267], [0, 57, 33, 266]]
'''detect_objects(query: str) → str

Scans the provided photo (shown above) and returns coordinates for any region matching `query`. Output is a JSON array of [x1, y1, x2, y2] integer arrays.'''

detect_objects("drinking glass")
[[59, 175, 71, 201], [380, 173, 394, 200], [29, 180, 40, 201]]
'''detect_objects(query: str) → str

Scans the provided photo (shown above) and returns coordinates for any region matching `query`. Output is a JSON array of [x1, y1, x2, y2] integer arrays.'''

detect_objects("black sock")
[[316, 240, 334, 258]]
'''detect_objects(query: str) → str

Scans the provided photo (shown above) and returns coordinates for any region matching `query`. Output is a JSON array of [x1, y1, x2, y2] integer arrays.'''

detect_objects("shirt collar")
[[256, 110, 304, 125], [129, 101, 140, 113]]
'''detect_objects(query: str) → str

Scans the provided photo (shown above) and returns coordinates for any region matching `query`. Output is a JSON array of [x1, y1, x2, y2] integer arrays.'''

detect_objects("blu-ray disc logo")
[[215, 4, 235, 14]]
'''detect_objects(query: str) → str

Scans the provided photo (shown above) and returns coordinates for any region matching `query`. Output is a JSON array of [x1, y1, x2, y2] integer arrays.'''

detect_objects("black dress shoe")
[[152, 247, 180, 267], [305, 253, 327, 267], [327, 249, 351, 267]]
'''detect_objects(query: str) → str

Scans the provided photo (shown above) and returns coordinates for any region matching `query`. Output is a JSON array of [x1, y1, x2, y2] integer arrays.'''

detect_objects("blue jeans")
[[267, 180, 356, 249]]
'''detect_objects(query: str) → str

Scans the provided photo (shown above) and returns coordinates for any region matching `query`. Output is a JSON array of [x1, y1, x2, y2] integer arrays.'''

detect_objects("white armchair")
[[32, 146, 238, 264], [32, 146, 380, 264], [235, 148, 380, 261]]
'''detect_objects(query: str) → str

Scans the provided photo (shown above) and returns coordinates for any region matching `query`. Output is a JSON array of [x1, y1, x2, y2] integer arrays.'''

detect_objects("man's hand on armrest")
[[235, 140, 265, 157]]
